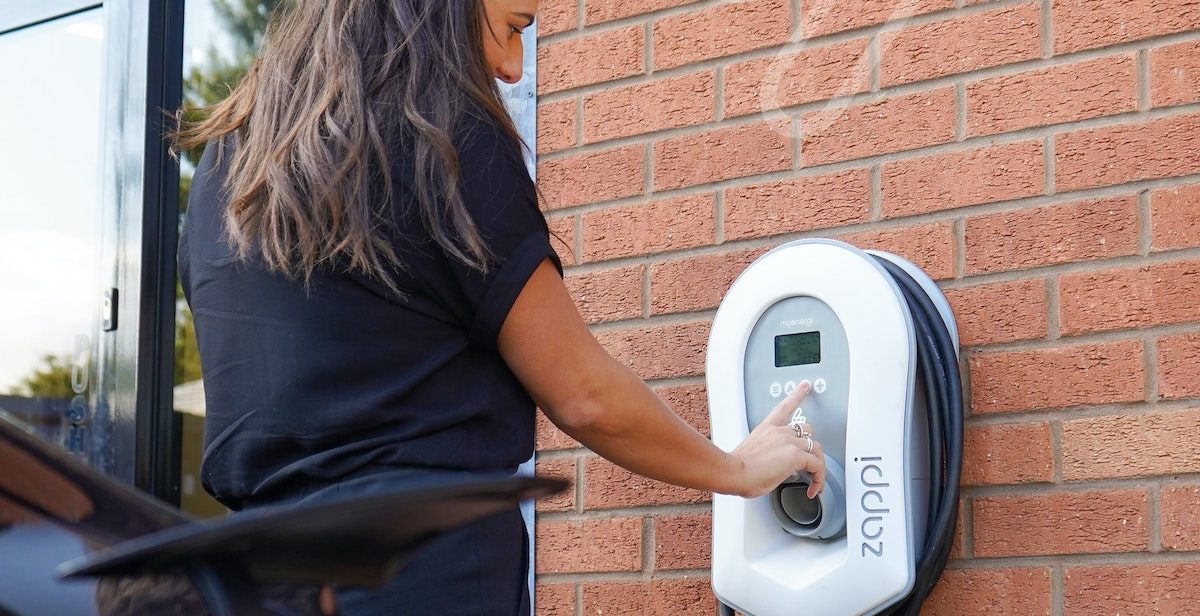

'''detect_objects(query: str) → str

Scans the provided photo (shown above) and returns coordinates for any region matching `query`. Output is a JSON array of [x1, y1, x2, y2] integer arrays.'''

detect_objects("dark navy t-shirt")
[[179, 116, 560, 511]]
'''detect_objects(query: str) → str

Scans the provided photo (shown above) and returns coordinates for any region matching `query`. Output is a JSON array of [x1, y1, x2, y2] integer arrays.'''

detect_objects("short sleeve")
[[445, 119, 562, 348]]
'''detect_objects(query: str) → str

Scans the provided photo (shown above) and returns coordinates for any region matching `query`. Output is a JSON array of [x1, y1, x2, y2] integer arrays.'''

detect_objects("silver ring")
[[804, 436, 814, 453], [790, 421, 810, 439]]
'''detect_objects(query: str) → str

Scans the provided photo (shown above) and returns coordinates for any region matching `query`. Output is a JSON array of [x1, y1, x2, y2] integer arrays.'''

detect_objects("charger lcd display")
[[774, 331, 821, 367]]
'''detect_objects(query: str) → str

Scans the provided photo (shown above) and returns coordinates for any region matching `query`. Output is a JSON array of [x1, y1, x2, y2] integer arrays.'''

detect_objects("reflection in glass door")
[[0, 9, 105, 459]]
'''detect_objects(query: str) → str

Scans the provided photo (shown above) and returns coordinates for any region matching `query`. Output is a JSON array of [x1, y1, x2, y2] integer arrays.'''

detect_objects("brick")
[[594, 320, 711, 380], [963, 422, 1054, 486], [839, 221, 956, 280], [652, 383, 709, 436], [922, 568, 1052, 616], [535, 456, 576, 512], [881, 141, 1044, 217], [1063, 409, 1200, 481], [1065, 563, 1200, 614], [725, 168, 872, 240], [547, 215, 577, 267], [565, 265, 644, 324], [1055, 112, 1200, 192], [538, 26, 644, 94], [880, 3, 1041, 87], [966, 55, 1137, 137], [652, 0, 790, 71], [1158, 332, 1200, 399], [1060, 260, 1200, 335], [1162, 485, 1200, 551], [536, 411, 580, 451], [724, 39, 870, 118], [582, 578, 714, 615], [1053, 0, 1200, 54], [964, 196, 1138, 275], [535, 583, 575, 616], [536, 517, 642, 573], [582, 195, 716, 263], [583, 71, 714, 143], [537, 100, 576, 155], [537, 0, 577, 36], [655, 514, 712, 570], [800, 0, 954, 38], [943, 279, 1048, 346], [969, 339, 1145, 413], [538, 145, 644, 210], [586, 0, 701, 25], [973, 489, 1149, 557], [1152, 39, 1200, 107], [584, 457, 709, 510], [654, 121, 792, 191], [650, 248, 768, 316], [1151, 182, 1200, 251], [802, 88, 957, 165]]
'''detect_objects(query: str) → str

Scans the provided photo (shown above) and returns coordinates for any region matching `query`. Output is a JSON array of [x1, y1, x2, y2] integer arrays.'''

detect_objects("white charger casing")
[[707, 239, 926, 616]]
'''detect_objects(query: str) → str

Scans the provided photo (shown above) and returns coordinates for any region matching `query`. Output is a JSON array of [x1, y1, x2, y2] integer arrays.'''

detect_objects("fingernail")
[[799, 380, 811, 393]]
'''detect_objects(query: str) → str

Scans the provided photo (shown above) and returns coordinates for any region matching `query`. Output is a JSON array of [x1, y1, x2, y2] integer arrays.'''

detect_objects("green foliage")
[[9, 355, 74, 399]]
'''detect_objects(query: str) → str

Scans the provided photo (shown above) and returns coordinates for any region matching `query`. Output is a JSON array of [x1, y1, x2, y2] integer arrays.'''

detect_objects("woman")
[[175, 1, 826, 613]]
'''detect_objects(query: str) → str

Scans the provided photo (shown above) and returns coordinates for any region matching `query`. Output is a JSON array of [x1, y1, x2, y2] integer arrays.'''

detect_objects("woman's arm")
[[498, 260, 825, 499]]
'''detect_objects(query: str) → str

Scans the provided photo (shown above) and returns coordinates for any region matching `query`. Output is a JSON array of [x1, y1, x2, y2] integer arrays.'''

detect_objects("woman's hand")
[[727, 380, 826, 499]]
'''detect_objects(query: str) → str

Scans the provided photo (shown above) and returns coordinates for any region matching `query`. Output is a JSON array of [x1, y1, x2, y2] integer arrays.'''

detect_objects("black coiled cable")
[[872, 258, 963, 616]]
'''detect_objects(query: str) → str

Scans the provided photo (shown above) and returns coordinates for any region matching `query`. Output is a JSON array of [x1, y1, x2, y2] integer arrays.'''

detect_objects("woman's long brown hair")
[[173, 0, 525, 291]]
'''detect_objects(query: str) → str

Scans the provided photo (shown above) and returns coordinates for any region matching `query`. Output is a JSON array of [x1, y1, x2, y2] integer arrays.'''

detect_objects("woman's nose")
[[496, 54, 523, 84]]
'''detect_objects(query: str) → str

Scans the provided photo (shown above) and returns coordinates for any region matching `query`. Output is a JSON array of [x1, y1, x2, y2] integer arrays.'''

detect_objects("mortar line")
[[643, 142, 654, 194], [575, 453, 585, 514], [1050, 420, 1063, 484], [953, 218, 966, 279], [1046, 275, 1061, 339], [964, 474, 1200, 499], [955, 83, 966, 141], [868, 35, 881, 92], [573, 214, 583, 265], [869, 164, 882, 221], [538, 502, 713, 521], [1041, 0, 1053, 58], [1138, 190, 1153, 256], [540, 568, 715, 584], [574, 583, 582, 616], [1137, 48, 1151, 111], [961, 496, 975, 559], [641, 263, 651, 319], [714, 190, 726, 244], [963, 396, 1200, 428], [714, 66, 725, 122], [1051, 565, 1065, 616], [789, 0, 803, 36], [574, 96, 584, 147], [1145, 336, 1159, 403], [1149, 486, 1163, 552], [942, 548, 1200, 570], [643, 21, 653, 75], [644, 516, 656, 574], [574, 0, 583, 29], [791, 113, 803, 170], [1044, 134, 1056, 195], [538, 20, 1200, 103]]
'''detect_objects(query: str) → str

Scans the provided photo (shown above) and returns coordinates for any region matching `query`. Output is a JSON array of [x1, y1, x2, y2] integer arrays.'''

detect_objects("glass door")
[[0, 5, 106, 462]]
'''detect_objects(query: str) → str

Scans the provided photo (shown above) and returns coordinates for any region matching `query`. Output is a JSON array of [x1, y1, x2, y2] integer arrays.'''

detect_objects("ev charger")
[[707, 239, 963, 616]]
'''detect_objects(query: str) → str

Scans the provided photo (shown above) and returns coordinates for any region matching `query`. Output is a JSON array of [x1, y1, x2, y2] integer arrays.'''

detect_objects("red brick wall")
[[532, 1, 1200, 613]]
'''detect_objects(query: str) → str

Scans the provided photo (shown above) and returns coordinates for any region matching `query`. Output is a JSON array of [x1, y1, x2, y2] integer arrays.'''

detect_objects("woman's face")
[[481, 0, 537, 84]]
